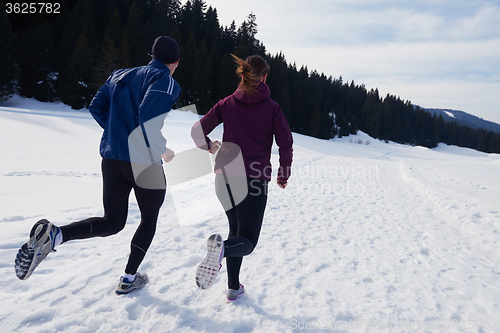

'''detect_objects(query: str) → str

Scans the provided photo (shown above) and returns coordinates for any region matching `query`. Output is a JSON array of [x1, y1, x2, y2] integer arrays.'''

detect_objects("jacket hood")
[[233, 81, 270, 104]]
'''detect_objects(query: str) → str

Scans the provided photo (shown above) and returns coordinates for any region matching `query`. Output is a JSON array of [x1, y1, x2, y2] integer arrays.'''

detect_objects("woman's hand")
[[276, 178, 288, 189], [209, 140, 222, 154]]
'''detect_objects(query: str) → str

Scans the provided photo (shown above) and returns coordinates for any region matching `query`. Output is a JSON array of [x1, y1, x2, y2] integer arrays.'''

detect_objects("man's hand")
[[161, 148, 175, 162], [209, 140, 222, 154]]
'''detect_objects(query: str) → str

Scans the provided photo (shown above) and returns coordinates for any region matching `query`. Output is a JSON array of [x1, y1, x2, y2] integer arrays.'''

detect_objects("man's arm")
[[138, 75, 179, 162], [88, 77, 112, 129]]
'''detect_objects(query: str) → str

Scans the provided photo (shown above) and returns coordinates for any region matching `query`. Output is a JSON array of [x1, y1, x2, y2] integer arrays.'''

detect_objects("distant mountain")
[[424, 108, 500, 134]]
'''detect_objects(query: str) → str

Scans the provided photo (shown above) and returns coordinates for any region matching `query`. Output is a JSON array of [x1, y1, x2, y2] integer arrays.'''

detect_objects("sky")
[[196, 0, 500, 124]]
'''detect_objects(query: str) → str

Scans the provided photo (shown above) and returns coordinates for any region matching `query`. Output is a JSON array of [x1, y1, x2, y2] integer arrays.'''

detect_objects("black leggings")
[[216, 175, 268, 290], [60, 158, 166, 274]]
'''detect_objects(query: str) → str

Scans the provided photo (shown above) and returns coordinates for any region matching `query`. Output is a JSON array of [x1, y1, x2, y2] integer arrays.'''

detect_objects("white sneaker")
[[195, 234, 224, 289], [15, 219, 60, 280], [116, 273, 149, 294], [227, 284, 245, 302]]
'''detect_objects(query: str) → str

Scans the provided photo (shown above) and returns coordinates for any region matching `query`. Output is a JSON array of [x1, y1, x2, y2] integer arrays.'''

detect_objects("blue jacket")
[[89, 59, 181, 163]]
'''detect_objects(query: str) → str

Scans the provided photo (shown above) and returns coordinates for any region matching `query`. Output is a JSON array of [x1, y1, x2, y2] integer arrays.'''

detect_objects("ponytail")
[[231, 54, 270, 96]]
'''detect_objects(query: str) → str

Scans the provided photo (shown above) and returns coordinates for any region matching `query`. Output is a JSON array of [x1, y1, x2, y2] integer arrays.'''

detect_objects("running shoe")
[[15, 219, 60, 280], [116, 273, 149, 295], [195, 234, 224, 289], [227, 284, 245, 303]]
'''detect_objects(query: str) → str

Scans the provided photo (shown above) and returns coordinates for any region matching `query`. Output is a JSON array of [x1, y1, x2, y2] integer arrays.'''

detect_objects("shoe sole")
[[195, 234, 223, 289], [15, 219, 55, 280]]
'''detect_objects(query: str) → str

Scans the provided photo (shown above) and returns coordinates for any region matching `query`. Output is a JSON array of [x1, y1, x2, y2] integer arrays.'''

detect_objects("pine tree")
[[193, 39, 214, 113], [221, 21, 237, 53], [267, 52, 290, 112], [0, 0, 18, 102], [91, 28, 122, 91], [360, 89, 380, 131], [175, 33, 199, 106], [392, 113, 403, 143], [369, 112, 381, 139], [91, 10, 130, 91], [403, 116, 414, 145], [56, 0, 94, 76], [17, 23, 57, 102], [178, 0, 206, 41], [204, 6, 220, 46], [488, 135, 500, 153], [119, 33, 132, 68], [476, 131, 489, 152], [305, 103, 320, 137], [59, 33, 94, 109], [126, 1, 149, 67], [107, 8, 124, 49], [235, 13, 263, 57], [214, 53, 238, 100], [146, 0, 181, 48]]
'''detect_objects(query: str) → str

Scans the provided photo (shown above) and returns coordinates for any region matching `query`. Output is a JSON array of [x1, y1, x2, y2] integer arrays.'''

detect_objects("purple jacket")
[[191, 82, 293, 182]]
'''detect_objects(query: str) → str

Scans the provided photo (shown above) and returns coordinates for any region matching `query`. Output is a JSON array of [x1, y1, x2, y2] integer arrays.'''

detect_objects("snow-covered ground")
[[0, 96, 499, 333]]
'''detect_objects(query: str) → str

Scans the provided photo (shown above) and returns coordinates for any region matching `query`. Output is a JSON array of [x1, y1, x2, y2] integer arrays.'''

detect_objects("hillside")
[[425, 108, 500, 134], [3, 0, 500, 154]]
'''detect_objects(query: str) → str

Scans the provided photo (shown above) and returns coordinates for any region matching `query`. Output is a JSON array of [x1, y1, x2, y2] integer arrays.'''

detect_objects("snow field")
[[0, 97, 499, 332]]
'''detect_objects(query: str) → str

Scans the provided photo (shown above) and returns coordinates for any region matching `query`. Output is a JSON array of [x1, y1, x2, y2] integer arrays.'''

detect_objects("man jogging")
[[14, 36, 181, 295]]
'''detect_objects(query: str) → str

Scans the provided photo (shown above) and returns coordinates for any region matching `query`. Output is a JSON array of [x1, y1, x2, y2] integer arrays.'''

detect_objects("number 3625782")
[[5, 2, 61, 14]]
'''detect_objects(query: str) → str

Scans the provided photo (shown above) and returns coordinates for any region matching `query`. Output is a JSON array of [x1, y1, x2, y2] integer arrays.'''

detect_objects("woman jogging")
[[191, 54, 293, 302], [14, 36, 181, 295]]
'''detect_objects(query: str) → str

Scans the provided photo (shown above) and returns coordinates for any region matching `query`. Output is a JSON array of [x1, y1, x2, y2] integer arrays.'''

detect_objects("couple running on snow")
[[14, 36, 293, 302]]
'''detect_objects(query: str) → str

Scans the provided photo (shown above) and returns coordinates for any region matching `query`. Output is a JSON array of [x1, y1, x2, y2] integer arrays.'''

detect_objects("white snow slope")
[[1, 96, 499, 333]]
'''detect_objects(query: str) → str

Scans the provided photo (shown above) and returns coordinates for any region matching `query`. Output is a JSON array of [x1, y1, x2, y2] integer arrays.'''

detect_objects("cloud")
[[257, 0, 500, 46], [201, 0, 500, 122], [282, 39, 500, 121], [282, 40, 500, 80]]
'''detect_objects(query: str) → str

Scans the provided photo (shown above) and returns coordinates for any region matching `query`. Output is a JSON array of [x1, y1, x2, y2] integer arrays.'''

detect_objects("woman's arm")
[[191, 102, 223, 151]]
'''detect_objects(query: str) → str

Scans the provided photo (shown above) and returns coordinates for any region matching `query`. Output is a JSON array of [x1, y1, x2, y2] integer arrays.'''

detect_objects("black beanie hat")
[[151, 36, 180, 64]]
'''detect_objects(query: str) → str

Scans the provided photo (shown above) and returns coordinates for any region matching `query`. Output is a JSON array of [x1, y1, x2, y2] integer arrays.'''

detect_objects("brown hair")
[[231, 54, 270, 96]]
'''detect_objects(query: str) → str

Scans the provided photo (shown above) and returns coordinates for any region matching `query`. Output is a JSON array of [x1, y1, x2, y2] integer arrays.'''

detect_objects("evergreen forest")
[[1, 0, 500, 153]]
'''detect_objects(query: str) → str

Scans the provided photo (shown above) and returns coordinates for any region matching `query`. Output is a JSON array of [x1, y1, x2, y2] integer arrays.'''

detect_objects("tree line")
[[1, 0, 499, 153]]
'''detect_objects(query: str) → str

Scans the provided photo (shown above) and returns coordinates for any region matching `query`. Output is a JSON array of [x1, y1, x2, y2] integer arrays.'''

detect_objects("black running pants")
[[216, 175, 268, 290], [60, 158, 166, 274]]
